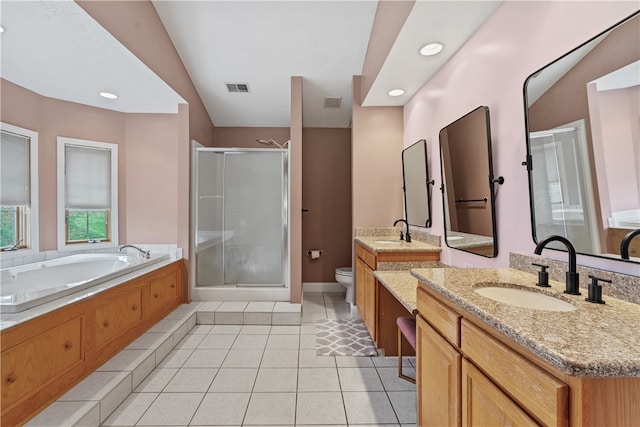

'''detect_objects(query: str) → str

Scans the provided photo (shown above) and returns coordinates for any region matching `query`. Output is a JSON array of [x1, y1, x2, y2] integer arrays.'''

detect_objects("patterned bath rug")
[[315, 318, 378, 356]]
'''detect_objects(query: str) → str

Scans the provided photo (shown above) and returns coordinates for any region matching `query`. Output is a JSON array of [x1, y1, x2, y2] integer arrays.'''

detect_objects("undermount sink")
[[373, 240, 401, 244], [474, 283, 577, 312]]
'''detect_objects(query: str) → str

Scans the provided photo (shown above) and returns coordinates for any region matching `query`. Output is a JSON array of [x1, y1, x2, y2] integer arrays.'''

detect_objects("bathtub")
[[0, 253, 169, 313]]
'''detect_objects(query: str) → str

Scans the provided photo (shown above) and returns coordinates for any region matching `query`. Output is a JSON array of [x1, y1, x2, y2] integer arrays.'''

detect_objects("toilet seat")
[[336, 267, 352, 277]]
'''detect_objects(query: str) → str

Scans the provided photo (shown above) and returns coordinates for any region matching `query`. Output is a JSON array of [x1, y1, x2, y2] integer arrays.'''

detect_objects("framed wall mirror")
[[439, 106, 499, 257], [524, 11, 640, 263], [402, 139, 433, 228]]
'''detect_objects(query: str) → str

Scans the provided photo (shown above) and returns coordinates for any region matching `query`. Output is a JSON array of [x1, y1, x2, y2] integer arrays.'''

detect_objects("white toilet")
[[335, 267, 354, 307]]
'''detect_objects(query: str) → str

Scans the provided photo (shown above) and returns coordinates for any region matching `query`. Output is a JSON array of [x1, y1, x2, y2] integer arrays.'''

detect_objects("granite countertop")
[[355, 236, 441, 253], [445, 231, 494, 249], [411, 267, 640, 378], [374, 271, 421, 314]]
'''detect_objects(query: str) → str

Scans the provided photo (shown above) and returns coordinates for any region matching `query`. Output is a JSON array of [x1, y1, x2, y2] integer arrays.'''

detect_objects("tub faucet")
[[119, 244, 150, 259], [2, 239, 23, 252], [620, 229, 640, 260], [393, 219, 411, 243], [534, 235, 580, 295]]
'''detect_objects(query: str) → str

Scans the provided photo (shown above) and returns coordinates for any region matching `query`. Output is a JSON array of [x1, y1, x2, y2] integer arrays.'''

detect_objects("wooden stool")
[[396, 316, 416, 383]]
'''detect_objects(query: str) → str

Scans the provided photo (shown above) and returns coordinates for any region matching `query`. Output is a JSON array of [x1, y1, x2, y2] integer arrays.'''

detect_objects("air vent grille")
[[226, 83, 250, 93], [323, 96, 342, 108]]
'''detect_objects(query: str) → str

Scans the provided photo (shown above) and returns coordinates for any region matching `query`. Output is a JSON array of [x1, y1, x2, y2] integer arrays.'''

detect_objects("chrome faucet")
[[119, 244, 150, 259], [534, 235, 580, 295], [393, 219, 411, 243], [620, 229, 640, 260], [2, 239, 23, 252]]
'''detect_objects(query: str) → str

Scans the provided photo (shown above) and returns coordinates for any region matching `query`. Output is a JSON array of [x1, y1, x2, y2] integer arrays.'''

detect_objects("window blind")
[[65, 144, 111, 209], [0, 130, 30, 206]]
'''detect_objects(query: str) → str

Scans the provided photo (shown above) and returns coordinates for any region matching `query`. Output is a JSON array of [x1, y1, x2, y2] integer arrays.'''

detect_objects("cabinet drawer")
[[95, 287, 143, 349], [417, 287, 460, 347], [148, 268, 179, 315], [356, 244, 376, 270], [461, 320, 568, 427], [1, 317, 83, 408]]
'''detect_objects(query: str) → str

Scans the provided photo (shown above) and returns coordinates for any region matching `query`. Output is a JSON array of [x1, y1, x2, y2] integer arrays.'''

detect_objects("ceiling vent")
[[226, 82, 250, 93], [323, 96, 342, 108]]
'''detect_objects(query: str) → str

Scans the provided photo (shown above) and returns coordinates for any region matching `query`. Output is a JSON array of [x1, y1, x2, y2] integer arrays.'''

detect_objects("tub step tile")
[[24, 401, 100, 427]]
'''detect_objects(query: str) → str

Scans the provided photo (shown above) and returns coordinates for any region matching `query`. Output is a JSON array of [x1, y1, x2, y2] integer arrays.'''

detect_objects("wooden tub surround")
[[413, 267, 640, 426], [1, 259, 184, 426]]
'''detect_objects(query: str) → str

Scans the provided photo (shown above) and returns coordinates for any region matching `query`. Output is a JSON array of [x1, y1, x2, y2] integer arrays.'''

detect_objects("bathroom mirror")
[[524, 11, 640, 263], [439, 106, 498, 257], [402, 139, 432, 228]]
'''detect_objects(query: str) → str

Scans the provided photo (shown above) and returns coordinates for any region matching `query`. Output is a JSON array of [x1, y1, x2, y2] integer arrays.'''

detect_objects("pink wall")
[[403, 1, 639, 275], [290, 76, 304, 303], [77, 0, 215, 146], [352, 76, 404, 232], [124, 114, 180, 244], [212, 127, 290, 148], [1, 79, 184, 253]]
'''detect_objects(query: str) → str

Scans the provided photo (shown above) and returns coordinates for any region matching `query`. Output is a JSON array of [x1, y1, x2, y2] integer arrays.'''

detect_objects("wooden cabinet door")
[[1, 317, 83, 409], [355, 256, 376, 341], [94, 286, 143, 349], [148, 267, 180, 317], [362, 263, 376, 340], [462, 359, 539, 427], [417, 316, 461, 427]]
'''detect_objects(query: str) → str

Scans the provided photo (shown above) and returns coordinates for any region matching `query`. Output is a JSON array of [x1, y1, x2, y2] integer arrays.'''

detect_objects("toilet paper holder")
[[307, 250, 323, 257]]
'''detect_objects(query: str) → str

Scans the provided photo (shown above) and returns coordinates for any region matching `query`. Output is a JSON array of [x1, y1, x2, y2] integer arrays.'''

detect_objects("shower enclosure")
[[191, 146, 289, 301]]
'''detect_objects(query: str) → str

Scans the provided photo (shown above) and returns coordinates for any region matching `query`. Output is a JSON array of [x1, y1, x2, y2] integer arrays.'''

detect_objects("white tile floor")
[[102, 292, 417, 426]]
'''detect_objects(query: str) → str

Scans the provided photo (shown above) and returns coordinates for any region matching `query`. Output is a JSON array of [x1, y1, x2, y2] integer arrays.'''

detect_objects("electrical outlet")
[[465, 263, 475, 268]]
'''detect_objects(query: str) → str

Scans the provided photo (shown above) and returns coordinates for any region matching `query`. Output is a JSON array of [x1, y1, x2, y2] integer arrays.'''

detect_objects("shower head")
[[256, 138, 289, 149]]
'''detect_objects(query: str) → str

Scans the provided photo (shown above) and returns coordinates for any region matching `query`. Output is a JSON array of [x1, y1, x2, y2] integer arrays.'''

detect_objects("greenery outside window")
[[0, 124, 38, 255], [57, 137, 118, 250]]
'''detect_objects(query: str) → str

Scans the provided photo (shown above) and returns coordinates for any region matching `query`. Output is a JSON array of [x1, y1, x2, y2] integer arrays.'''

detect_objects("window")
[[57, 137, 118, 250], [0, 123, 38, 255]]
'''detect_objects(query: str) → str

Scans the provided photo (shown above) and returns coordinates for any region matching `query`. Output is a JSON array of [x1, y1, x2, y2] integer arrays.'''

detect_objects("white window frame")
[[57, 136, 118, 251], [0, 122, 39, 260]]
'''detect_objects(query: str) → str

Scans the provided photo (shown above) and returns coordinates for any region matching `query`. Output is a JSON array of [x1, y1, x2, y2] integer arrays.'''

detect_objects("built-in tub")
[[0, 253, 169, 313]]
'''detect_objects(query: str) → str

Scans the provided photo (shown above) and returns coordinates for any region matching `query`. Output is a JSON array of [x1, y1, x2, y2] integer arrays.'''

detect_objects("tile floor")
[[102, 292, 417, 426]]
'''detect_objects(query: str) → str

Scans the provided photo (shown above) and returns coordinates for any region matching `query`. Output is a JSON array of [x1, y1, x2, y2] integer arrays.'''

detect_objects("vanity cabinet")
[[417, 283, 640, 427], [1, 260, 184, 427], [417, 285, 569, 427], [355, 241, 439, 352]]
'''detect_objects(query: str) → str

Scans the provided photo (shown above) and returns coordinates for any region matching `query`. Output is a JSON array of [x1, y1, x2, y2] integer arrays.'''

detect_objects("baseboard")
[[303, 282, 345, 292]]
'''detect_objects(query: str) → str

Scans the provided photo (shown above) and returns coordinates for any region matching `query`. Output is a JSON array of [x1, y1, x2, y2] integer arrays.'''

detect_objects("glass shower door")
[[223, 152, 284, 286], [195, 149, 287, 288]]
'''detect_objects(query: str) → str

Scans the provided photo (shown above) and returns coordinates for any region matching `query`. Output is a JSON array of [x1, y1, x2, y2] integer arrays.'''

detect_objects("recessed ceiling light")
[[388, 89, 405, 97], [99, 91, 118, 99], [0, 25, 6, 34], [420, 42, 444, 56]]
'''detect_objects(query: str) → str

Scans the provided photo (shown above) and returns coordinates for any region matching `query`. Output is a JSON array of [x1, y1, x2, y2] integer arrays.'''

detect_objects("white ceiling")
[[152, 0, 378, 128], [0, 1, 184, 114], [0, 1, 504, 128]]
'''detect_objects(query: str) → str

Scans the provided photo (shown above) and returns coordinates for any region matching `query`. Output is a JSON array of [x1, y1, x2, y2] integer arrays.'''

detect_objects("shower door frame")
[[190, 144, 290, 301]]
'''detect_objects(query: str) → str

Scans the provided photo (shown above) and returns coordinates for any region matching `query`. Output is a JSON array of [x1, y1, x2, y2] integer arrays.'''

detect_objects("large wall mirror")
[[524, 11, 640, 263], [402, 139, 433, 228], [439, 106, 499, 257]]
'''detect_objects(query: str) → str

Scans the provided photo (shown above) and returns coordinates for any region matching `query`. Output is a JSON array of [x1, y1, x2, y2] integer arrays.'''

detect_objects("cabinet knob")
[[132, 304, 138, 311], [154, 293, 159, 298], [64, 341, 74, 349], [103, 320, 110, 327], [171, 284, 175, 288], [7, 373, 17, 384]]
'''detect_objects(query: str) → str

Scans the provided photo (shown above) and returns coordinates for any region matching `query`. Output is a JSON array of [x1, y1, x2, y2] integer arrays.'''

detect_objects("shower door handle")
[[302, 209, 309, 213]]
